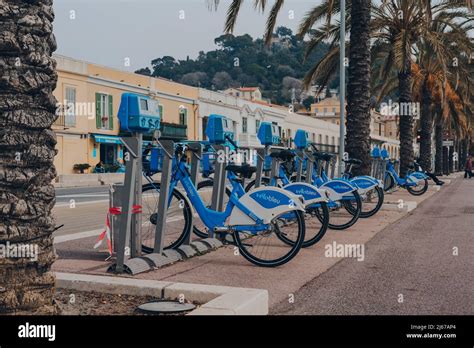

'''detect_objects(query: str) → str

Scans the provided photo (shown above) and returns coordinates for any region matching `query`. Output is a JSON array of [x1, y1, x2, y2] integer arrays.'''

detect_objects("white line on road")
[[54, 199, 109, 208], [54, 229, 103, 244], [56, 193, 109, 198]]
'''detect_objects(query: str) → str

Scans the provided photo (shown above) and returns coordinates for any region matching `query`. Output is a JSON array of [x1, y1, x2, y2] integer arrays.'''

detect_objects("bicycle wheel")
[[246, 178, 329, 247], [193, 180, 231, 239], [141, 183, 192, 253], [244, 177, 271, 192], [322, 190, 362, 230], [233, 210, 305, 267], [359, 186, 384, 218], [406, 178, 428, 196]]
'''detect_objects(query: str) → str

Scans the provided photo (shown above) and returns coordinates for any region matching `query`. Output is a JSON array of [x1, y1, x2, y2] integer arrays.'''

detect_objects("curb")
[[381, 201, 417, 212], [55, 272, 268, 315]]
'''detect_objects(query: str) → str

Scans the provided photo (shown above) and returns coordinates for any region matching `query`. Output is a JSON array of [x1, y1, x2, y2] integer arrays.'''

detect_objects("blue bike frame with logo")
[[158, 159, 284, 233], [385, 161, 417, 187]]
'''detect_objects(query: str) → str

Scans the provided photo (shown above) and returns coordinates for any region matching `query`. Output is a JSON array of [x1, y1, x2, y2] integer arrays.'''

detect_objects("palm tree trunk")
[[434, 113, 443, 175], [448, 145, 454, 173], [0, 0, 58, 314], [346, 0, 372, 176], [419, 77, 433, 171], [398, 62, 414, 177]]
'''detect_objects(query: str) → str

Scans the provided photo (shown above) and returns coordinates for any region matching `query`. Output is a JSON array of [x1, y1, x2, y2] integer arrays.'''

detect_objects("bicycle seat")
[[270, 149, 295, 162], [313, 152, 334, 161], [226, 163, 257, 179], [344, 158, 362, 165]]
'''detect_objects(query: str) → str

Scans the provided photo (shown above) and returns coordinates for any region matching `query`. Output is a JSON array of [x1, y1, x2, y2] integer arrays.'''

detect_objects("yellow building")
[[310, 96, 400, 158], [53, 55, 199, 175]]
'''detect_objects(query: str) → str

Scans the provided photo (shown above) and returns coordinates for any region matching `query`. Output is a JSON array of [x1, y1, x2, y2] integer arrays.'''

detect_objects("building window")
[[325, 135, 329, 144], [315, 108, 319, 114], [65, 86, 76, 126], [242, 117, 248, 134], [179, 107, 187, 126], [378, 123, 382, 136], [95, 93, 113, 130], [159, 105, 164, 119], [332, 107, 336, 113], [318, 134, 322, 143], [312, 133, 316, 142], [256, 119, 260, 132], [324, 107, 328, 113]]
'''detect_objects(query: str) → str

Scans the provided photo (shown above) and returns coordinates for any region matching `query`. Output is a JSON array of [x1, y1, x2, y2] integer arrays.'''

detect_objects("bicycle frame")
[[385, 161, 418, 187]]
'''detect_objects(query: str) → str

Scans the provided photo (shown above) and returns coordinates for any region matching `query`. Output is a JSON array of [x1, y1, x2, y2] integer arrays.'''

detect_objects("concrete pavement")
[[272, 176, 473, 314], [52, 180, 446, 310]]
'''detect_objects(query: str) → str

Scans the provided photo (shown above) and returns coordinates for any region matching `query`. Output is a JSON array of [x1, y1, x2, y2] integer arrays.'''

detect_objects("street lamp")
[[338, 0, 346, 176]]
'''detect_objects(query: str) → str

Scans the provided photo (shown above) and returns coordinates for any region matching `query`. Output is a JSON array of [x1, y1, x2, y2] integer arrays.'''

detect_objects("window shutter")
[[95, 93, 102, 129], [159, 105, 163, 119], [108, 95, 113, 130]]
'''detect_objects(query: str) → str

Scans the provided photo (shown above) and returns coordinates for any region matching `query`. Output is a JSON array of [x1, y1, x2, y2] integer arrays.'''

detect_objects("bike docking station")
[[104, 93, 217, 275]]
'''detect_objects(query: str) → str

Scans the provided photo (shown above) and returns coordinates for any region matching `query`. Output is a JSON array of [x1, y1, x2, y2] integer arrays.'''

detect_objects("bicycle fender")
[[410, 172, 428, 180], [354, 175, 380, 186], [319, 179, 357, 201], [228, 186, 305, 226], [350, 177, 378, 195], [283, 182, 329, 206], [406, 174, 422, 185]]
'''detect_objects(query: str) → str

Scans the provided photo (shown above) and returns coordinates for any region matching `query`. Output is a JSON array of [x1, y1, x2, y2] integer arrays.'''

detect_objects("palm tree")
[[371, 0, 472, 175], [411, 11, 473, 170], [0, 0, 58, 314], [209, 0, 374, 175]]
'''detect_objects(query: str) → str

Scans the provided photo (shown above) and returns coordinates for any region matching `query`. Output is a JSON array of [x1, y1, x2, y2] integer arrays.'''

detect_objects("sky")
[[52, 0, 320, 71]]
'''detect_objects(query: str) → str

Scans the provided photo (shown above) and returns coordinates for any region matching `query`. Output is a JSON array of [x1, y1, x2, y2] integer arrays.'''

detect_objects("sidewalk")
[[52, 177, 450, 310]]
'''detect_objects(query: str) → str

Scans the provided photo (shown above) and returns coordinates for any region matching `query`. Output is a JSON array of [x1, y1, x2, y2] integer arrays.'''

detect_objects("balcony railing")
[[54, 114, 66, 127], [160, 122, 187, 140]]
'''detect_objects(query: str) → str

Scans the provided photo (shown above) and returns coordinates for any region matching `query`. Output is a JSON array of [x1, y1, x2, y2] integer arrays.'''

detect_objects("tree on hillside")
[[212, 71, 234, 90]]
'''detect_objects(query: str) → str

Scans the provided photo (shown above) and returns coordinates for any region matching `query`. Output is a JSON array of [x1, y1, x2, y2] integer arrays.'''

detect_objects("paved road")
[[272, 178, 474, 315], [55, 186, 110, 205]]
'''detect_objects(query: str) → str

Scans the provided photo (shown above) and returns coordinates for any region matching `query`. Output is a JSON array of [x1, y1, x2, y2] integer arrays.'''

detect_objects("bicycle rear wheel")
[[233, 210, 305, 267], [359, 186, 384, 218], [322, 191, 362, 230]]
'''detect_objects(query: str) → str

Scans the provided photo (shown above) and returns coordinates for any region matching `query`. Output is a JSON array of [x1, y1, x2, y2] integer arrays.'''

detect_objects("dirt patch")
[[55, 289, 198, 315]]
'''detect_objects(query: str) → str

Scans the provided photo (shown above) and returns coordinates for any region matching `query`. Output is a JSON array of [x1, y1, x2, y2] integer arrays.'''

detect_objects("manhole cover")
[[137, 301, 196, 314]]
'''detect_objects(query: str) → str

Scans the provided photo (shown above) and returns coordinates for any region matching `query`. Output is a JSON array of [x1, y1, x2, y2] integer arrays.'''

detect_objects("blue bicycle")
[[195, 147, 331, 248], [140, 143, 307, 267], [382, 150, 428, 196], [311, 150, 384, 219]]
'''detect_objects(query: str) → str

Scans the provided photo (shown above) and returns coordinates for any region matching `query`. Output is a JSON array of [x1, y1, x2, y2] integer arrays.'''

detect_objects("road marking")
[[56, 193, 109, 198], [54, 199, 109, 208], [54, 229, 103, 244]]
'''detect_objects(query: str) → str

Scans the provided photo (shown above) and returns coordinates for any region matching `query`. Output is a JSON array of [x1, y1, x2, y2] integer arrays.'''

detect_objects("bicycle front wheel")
[[359, 186, 384, 218], [406, 178, 428, 196], [141, 183, 192, 253], [233, 210, 305, 267]]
